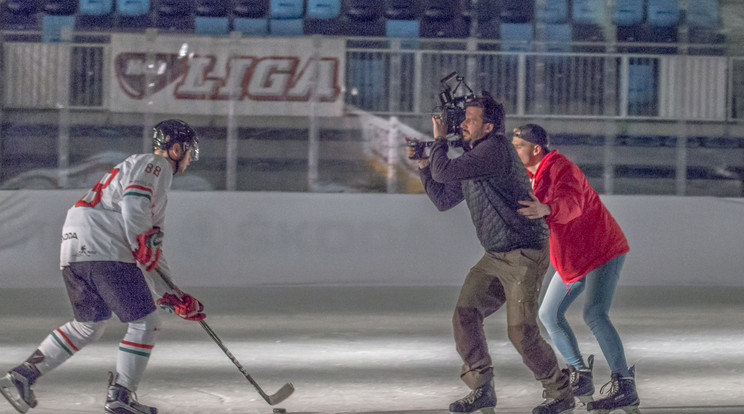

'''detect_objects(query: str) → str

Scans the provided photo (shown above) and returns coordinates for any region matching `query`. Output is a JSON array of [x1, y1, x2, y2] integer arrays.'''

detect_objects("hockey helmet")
[[153, 119, 199, 161]]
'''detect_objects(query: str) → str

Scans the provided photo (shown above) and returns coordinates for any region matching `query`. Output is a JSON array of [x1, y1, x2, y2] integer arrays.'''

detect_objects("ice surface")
[[1, 286, 742, 414]]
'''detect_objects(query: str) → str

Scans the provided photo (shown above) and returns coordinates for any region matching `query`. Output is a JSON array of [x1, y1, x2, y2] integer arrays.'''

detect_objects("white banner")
[[110, 33, 345, 116]]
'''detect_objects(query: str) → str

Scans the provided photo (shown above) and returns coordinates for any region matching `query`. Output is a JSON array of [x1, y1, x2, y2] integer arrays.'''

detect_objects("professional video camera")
[[407, 71, 474, 160]]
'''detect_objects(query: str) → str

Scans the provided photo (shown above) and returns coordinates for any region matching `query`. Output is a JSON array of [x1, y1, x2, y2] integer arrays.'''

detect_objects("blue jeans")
[[538, 254, 631, 376]]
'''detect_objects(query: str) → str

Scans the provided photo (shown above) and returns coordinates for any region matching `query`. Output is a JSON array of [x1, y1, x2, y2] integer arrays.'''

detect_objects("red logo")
[[114, 53, 341, 102]]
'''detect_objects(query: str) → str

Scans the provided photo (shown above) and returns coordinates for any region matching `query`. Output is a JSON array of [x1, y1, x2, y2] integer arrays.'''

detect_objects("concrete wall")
[[0, 190, 742, 288]]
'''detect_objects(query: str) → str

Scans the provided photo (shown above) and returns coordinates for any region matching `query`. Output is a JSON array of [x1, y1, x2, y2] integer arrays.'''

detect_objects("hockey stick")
[[154, 268, 295, 406]]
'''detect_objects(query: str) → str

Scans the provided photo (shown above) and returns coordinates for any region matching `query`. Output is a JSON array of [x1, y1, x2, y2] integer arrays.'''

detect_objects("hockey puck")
[[273, 409, 286, 414]]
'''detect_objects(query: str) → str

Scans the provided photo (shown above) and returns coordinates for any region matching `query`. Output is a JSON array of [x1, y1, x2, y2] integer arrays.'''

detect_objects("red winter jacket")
[[528, 150, 629, 283]]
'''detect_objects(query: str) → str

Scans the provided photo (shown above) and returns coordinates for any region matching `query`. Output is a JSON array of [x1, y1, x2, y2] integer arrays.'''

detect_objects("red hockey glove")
[[157, 292, 206, 321], [134, 227, 163, 271]]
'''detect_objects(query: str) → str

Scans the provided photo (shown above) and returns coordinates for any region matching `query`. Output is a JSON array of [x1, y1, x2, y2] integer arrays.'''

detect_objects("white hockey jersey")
[[60, 153, 173, 269]]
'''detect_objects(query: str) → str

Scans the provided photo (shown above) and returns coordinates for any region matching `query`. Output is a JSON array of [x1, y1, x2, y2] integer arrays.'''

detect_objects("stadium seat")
[[419, 0, 468, 38], [542, 23, 572, 52], [384, 0, 420, 20], [269, 18, 303, 35], [303, 0, 340, 34], [306, 0, 339, 19], [79, 0, 114, 15], [3, 0, 42, 30], [686, 0, 719, 28], [196, 0, 228, 16], [572, 24, 605, 52], [195, 16, 228, 34], [118, 0, 150, 16], [499, 0, 534, 24], [44, 0, 77, 16], [155, 0, 194, 31], [386, 19, 419, 46], [612, 0, 644, 26], [536, 0, 567, 24], [269, 0, 303, 19], [572, 0, 605, 25], [474, 0, 498, 22], [647, 0, 679, 27], [42, 14, 75, 41], [233, 17, 268, 35], [78, 0, 115, 30], [500, 23, 533, 51], [339, 0, 384, 36], [233, 0, 268, 18]]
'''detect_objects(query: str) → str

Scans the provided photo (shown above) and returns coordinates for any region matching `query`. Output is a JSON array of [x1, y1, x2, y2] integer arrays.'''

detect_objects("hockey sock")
[[115, 312, 160, 391], [34, 320, 107, 375]]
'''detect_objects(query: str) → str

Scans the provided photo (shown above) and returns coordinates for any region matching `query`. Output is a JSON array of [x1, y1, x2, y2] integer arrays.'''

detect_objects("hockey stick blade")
[[153, 267, 295, 406], [266, 382, 295, 405]]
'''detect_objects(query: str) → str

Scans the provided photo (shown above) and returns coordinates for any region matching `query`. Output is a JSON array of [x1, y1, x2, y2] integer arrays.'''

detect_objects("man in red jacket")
[[511, 124, 641, 414]]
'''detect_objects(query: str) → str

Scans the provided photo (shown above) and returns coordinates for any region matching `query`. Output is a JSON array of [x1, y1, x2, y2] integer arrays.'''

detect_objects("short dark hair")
[[465, 92, 505, 134], [514, 123, 550, 153]]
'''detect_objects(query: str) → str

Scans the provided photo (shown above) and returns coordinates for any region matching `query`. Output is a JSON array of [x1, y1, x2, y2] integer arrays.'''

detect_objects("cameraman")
[[406, 95, 574, 414]]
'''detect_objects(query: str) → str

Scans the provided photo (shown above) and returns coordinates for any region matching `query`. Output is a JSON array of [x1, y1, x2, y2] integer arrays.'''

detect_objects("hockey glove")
[[134, 227, 163, 271], [157, 292, 206, 321]]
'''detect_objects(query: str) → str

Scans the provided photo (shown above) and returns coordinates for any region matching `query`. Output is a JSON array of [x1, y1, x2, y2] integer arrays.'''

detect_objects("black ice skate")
[[586, 366, 640, 414], [105, 372, 157, 414], [568, 354, 595, 404], [449, 381, 496, 413], [532, 391, 575, 414], [0, 364, 40, 414]]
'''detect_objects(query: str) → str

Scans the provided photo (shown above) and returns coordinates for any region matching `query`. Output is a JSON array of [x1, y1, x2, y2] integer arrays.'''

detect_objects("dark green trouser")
[[452, 244, 571, 399]]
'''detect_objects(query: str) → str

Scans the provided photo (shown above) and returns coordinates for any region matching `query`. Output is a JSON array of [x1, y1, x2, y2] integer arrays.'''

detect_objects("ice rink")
[[1, 285, 742, 414]]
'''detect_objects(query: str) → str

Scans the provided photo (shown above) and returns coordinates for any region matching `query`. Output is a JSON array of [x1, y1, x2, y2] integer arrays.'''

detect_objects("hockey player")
[[0, 119, 207, 414], [406, 96, 574, 414], [512, 124, 641, 414]]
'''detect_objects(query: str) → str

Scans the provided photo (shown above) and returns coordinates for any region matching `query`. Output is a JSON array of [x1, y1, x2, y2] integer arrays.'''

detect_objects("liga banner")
[[110, 33, 345, 116]]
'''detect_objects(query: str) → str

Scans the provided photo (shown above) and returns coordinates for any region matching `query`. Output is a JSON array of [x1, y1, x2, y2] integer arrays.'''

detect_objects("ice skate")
[[104, 372, 157, 414], [532, 391, 575, 414], [586, 366, 640, 414], [0, 364, 40, 414], [569, 354, 595, 405], [449, 381, 496, 413]]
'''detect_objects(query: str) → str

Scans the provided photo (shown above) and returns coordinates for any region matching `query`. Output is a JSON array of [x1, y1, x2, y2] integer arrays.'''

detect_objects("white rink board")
[[0, 190, 742, 288]]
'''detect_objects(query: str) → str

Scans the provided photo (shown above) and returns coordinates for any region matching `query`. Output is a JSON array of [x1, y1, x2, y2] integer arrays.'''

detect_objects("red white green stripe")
[[119, 340, 154, 358], [51, 328, 80, 356]]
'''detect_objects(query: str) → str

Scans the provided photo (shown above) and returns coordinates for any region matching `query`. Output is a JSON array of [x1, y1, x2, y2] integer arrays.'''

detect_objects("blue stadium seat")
[[233, 17, 268, 35], [500, 23, 533, 51], [572, 0, 605, 25], [195, 16, 229, 34], [233, 0, 268, 18], [542, 23, 572, 52], [572, 24, 605, 52], [303, 0, 340, 34], [384, 0, 420, 20], [686, 0, 719, 28], [536, 0, 567, 24], [42, 14, 76, 41], [80, 0, 114, 15], [78, 0, 115, 30], [269, 18, 303, 35], [386, 19, 418, 39], [499, 0, 534, 24], [117, 0, 150, 16], [647, 0, 679, 27], [306, 0, 339, 19], [612, 0, 644, 26], [422, 0, 455, 21], [269, 0, 303, 19]]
